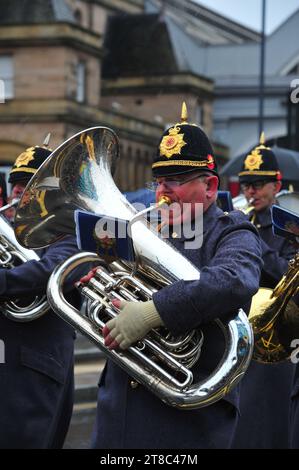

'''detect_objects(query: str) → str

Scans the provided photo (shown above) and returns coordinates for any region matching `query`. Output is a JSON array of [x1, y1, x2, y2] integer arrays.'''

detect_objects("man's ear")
[[206, 175, 219, 198], [274, 181, 282, 194]]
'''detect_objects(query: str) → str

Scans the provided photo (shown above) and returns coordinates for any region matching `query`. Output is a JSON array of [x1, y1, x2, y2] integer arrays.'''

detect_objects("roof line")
[[161, 0, 261, 40], [268, 6, 299, 37]]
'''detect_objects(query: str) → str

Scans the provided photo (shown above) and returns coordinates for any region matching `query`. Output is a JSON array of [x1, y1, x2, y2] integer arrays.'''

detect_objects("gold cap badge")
[[244, 149, 263, 171], [244, 132, 271, 171], [14, 147, 35, 168], [159, 126, 187, 159]]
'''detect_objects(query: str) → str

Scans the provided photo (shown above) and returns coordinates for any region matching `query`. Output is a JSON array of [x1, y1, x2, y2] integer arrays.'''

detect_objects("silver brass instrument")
[[0, 200, 49, 322], [15, 126, 253, 409], [232, 194, 255, 215], [233, 190, 299, 215], [275, 190, 299, 214]]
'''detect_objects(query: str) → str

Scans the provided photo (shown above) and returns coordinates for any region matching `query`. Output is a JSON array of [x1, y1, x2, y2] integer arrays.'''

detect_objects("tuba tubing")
[[0, 210, 49, 322], [47, 251, 254, 409]]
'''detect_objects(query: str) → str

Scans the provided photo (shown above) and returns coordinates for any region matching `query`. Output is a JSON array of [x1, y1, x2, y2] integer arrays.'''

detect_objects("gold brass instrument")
[[0, 200, 49, 322], [15, 126, 254, 409], [243, 190, 299, 363], [249, 254, 299, 363]]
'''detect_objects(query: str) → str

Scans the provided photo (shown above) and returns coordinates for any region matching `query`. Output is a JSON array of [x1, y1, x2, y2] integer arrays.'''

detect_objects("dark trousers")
[[91, 362, 239, 449], [290, 381, 299, 449], [0, 345, 74, 449], [232, 360, 295, 449]]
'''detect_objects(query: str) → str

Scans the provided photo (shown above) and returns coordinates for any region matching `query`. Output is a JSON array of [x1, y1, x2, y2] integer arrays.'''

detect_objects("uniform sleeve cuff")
[[142, 300, 164, 329]]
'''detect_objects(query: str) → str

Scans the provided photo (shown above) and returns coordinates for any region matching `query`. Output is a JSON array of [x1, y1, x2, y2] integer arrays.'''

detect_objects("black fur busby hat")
[[152, 103, 218, 179], [9, 135, 52, 185], [238, 133, 282, 184]]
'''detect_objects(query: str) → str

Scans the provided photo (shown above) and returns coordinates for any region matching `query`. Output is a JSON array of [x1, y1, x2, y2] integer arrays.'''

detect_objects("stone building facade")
[[1, 0, 261, 191]]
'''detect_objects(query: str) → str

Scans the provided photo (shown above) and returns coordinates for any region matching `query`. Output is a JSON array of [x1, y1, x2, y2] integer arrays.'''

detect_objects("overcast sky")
[[195, 0, 299, 33]]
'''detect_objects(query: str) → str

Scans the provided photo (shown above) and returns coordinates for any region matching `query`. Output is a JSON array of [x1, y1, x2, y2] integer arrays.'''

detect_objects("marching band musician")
[[0, 174, 7, 209], [86, 104, 262, 449], [0, 144, 84, 449], [232, 138, 297, 449]]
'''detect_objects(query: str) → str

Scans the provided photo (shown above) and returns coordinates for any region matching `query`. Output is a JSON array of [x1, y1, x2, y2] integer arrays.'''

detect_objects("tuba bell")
[[0, 199, 49, 321], [15, 126, 254, 409]]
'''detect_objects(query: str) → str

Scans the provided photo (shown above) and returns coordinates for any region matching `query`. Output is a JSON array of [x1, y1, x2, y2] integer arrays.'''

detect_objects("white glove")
[[103, 299, 163, 350]]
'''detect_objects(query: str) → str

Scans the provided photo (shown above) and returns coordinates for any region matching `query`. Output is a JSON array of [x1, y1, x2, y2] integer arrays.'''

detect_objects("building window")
[[0, 56, 14, 100], [196, 104, 203, 126], [74, 9, 82, 25], [76, 61, 86, 103]]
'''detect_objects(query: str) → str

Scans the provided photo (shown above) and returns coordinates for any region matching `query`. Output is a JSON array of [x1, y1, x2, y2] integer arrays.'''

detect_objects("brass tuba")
[[15, 126, 254, 409], [249, 254, 299, 363], [0, 199, 49, 321], [248, 196, 299, 363]]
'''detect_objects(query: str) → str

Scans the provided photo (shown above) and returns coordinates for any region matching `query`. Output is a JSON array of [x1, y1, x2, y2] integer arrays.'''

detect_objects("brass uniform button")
[[130, 380, 139, 389], [172, 232, 178, 239], [256, 224, 261, 229]]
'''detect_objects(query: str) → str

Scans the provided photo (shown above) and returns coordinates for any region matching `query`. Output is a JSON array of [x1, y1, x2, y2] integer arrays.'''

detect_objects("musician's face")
[[243, 180, 282, 212], [11, 181, 27, 199], [155, 172, 218, 226]]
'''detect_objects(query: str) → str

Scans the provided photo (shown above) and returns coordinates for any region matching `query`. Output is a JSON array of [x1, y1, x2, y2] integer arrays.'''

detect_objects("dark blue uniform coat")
[[92, 203, 262, 449], [232, 207, 297, 449], [0, 236, 82, 449], [290, 292, 299, 449], [291, 354, 299, 448]]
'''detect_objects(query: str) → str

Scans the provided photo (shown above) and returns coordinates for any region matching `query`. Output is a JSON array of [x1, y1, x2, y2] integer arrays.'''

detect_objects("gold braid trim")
[[10, 167, 36, 175], [238, 170, 278, 176], [152, 159, 210, 169]]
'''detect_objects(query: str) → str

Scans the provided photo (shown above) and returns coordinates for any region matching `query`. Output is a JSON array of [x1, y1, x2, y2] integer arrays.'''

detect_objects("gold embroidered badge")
[[14, 147, 35, 168], [159, 126, 187, 159], [93, 229, 118, 264], [244, 149, 263, 171]]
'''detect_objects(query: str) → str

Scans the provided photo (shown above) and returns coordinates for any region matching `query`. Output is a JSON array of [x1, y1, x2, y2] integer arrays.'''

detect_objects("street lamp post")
[[258, 0, 267, 138]]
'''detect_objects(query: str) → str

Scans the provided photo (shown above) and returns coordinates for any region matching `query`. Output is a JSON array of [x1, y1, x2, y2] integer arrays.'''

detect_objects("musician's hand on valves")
[[79, 267, 99, 284], [103, 299, 164, 350]]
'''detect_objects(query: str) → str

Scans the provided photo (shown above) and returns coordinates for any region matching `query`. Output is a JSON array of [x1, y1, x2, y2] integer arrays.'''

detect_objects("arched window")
[[76, 61, 86, 103]]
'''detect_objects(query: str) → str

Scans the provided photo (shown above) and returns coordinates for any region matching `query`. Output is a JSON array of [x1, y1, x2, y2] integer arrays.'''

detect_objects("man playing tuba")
[[88, 104, 262, 449]]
